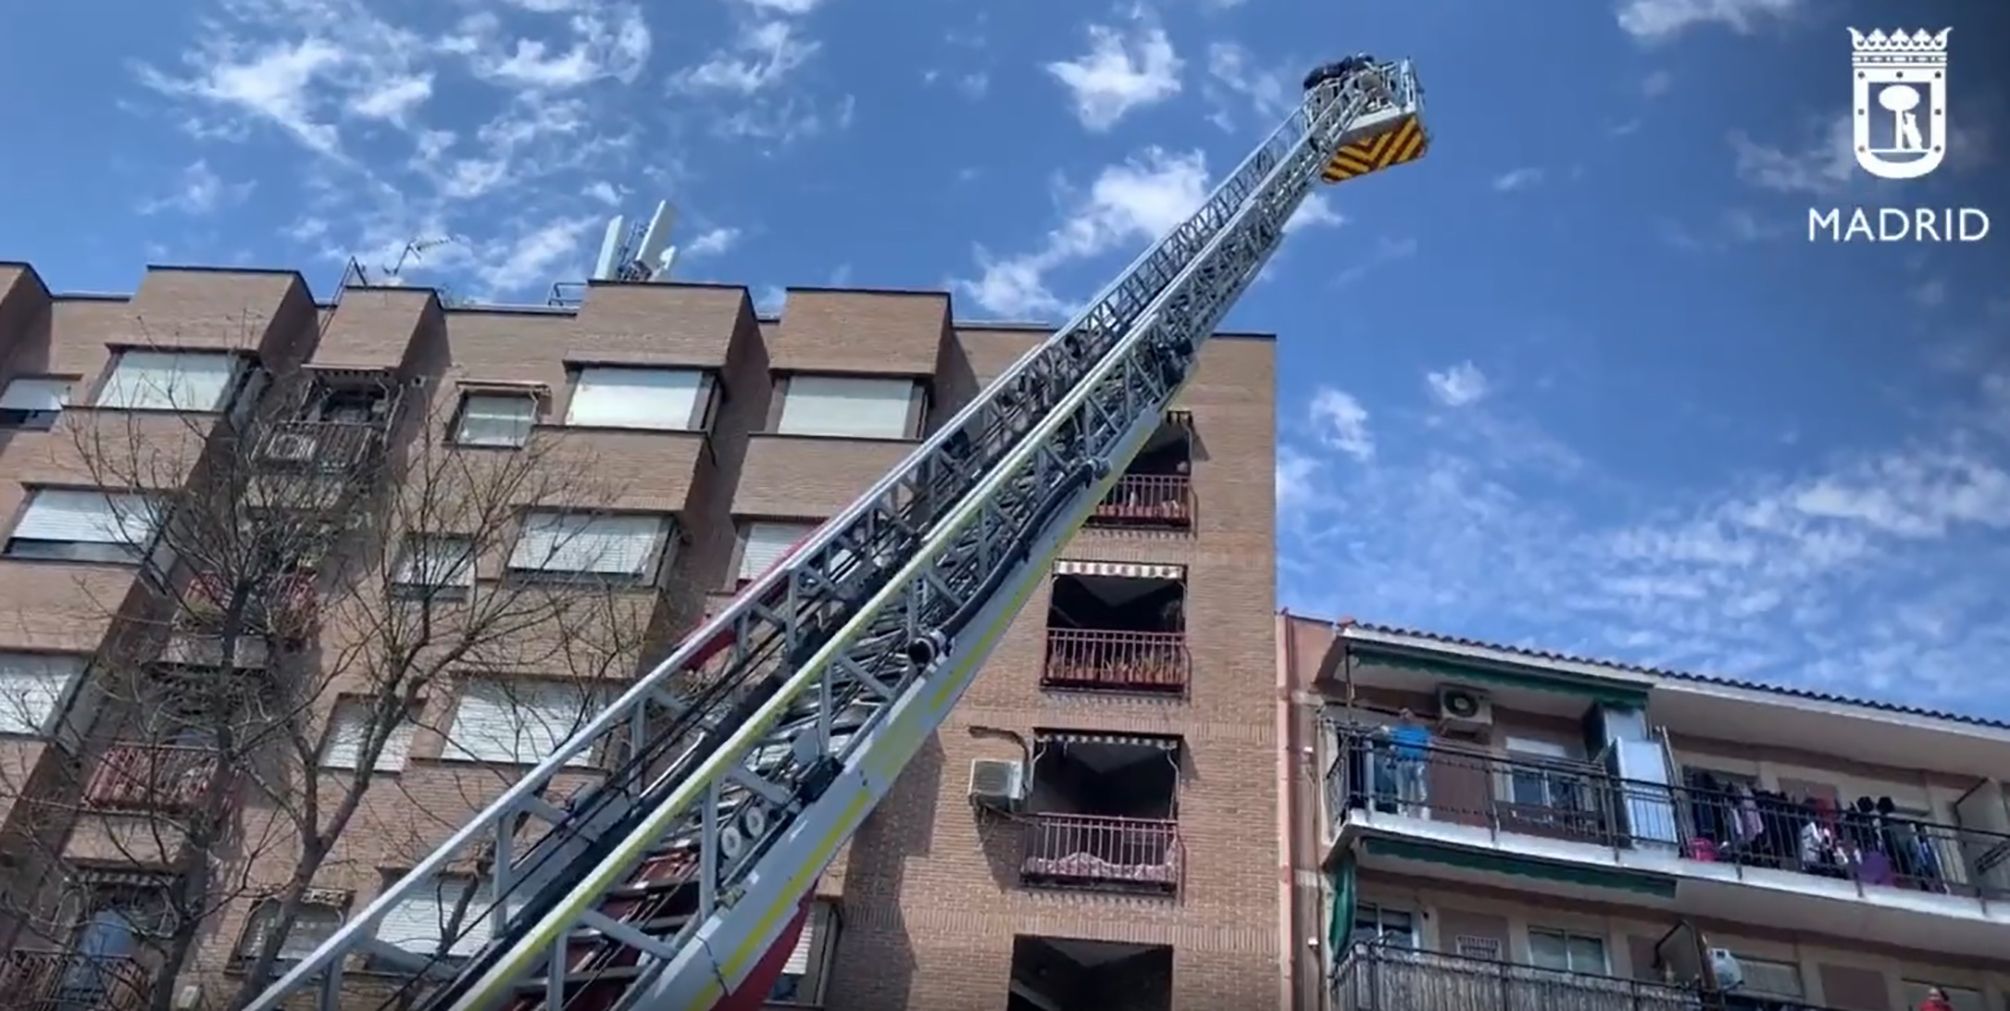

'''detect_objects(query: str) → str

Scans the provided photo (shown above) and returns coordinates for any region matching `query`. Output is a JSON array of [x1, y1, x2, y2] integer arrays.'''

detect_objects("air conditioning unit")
[[967, 758, 1025, 812], [1436, 685, 1493, 733], [262, 432, 318, 461]]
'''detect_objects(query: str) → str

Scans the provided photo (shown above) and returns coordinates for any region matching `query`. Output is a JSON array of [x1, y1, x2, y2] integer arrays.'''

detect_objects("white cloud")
[[584, 180, 621, 205], [1426, 361, 1490, 407], [675, 19, 818, 95], [1284, 193, 1345, 233], [1310, 386, 1374, 462], [1203, 42, 1292, 130], [349, 72, 432, 124], [1278, 360, 2010, 719], [685, 226, 741, 258], [1492, 167, 1545, 192], [139, 160, 257, 216], [1728, 116, 1854, 197], [1045, 20, 1183, 132], [136, 36, 347, 154], [1911, 278, 1949, 308], [1616, 0, 1802, 43], [735, 0, 822, 12], [955, 146, 1211, 317], [478, 215, 600, 292]]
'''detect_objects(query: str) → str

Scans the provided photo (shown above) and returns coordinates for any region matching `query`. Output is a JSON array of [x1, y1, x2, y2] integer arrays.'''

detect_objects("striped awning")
[[1035, 729, 1180, 750], [1053, 559, 1185, 581]]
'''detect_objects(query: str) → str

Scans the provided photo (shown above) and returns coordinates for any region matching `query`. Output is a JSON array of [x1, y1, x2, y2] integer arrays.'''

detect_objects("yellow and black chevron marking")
[[1320, 114, 1429, 184]]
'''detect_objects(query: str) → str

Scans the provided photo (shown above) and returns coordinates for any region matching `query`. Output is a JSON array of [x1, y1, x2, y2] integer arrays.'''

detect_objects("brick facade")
[[0, 263, 1281, 1010]]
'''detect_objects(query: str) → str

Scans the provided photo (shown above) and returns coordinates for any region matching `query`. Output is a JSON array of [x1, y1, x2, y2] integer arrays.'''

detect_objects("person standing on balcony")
[[1390, 709, 1431, 815], [1917, 987, 1954, 1011]]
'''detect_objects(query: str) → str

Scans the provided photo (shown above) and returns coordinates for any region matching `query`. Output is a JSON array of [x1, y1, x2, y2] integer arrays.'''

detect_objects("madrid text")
[[1808, 206, 1991, 243]]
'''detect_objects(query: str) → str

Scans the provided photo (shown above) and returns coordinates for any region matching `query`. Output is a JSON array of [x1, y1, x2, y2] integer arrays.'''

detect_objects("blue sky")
[[1, 0, 2007, 719]]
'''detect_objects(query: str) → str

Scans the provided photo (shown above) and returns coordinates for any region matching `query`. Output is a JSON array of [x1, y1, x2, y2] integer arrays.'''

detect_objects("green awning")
[[1356, 648, 1650, 707], [1363, 836, 1677, 899]]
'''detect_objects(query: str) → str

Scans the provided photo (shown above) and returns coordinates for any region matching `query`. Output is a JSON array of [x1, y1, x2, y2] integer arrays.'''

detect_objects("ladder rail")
[[244, 57, 1423, 1011]]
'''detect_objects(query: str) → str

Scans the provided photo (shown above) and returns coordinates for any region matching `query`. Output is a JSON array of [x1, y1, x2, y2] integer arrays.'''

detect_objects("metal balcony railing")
[[0, 949, 150, 1011], [254, 419, 383, 473], [1325, 729, 2010, 902], [181, 570, 318, 641], [85, 743, 221, 812], [1089, 474, 1193, 528], [1042, 628, 1189, 693], [1330, 943, 1711, 1011], [1021, 813, 1181, 892]]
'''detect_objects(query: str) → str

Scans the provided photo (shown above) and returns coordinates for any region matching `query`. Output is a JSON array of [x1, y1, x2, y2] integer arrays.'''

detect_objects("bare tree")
[[0, 347, 693, 1011]]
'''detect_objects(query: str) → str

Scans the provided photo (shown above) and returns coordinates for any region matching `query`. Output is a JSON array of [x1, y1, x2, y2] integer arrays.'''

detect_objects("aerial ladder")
[[247, 53, 1428, 1011]]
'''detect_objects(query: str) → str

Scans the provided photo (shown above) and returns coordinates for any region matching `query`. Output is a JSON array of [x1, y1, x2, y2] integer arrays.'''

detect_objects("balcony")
[[182, 570, 318, 642], [1021, 813, 1182, 893], [0, 949, 150, 1011], [85, 743, 221, 812], [1324, 728, 2010, 908], [1328, 943, 1781, 1011], [1042, 629, 1189, 693], [253, 418, 384, 473], [1089, 474, 1193, 529], [1086, 412, 1193, 532]]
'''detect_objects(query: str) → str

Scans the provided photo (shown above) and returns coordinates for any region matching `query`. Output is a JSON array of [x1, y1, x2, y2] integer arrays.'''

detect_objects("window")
[[1501, 736, 1585, 813], [375, 876, 504, 959], [95, 350, 239, 411], [239, 895, 344, 963], [1733, 955, 1804, 999], [768, 900, 839, 1004], [0, 652, 84, 735], [4, 488, 161, 563], [507, 511, 672, 583], [564, 366, 711, 431], [454, 393, 536, 447], [393, 534, 476, 598], [739, 520, 816, 584], [1352, 903, 1414, 947], [321, 700, 418, 772], [1528, 928, 1606, 974], [445, 678, 601, 766], [776, 374, 917, 439], [0, 376, 71, 429]]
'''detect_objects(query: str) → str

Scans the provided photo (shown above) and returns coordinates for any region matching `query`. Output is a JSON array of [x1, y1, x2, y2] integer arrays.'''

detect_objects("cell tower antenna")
[[587, 198, 679, 283]]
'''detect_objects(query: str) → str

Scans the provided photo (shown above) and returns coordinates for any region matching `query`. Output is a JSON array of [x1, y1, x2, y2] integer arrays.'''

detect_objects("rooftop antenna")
[[383, 236, 459, 285], [590, 199, 678, 283]]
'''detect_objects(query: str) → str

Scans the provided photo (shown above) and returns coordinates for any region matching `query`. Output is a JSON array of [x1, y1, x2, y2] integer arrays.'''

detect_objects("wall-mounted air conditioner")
[[1436, 685, 1494, 733], [967, 758, 1025, 812]]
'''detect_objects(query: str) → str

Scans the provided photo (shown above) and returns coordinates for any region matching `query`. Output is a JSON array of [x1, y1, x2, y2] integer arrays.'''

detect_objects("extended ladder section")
[[248, 57, 1427, 1011]]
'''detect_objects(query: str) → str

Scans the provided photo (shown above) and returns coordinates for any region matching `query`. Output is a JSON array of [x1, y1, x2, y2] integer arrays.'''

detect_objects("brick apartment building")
[[0, 261, 1281, 1010], [1279, 613, 2010, 1011]]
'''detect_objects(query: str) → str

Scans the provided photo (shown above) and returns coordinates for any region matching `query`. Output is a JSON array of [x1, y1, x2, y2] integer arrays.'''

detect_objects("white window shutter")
[[322, 700, 416, 772], [447, 680, 596, 766], [0, 653, 84, 735], [565, 368, 705, 430], [0, 377, 71, 411], [376, 879, 495, 957], [777, 376, 914, 438], [97, 351, 237, 411], [397, 535, 475, 588], [456, 394, 535, 446], [740, 521, 815, 580], [12, 490, 160, 545], [510, 513, 665, 576]]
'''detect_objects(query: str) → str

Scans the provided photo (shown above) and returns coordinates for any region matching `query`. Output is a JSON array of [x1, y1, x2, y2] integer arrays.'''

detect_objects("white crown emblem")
[[1848, 28, 1950, 64]]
